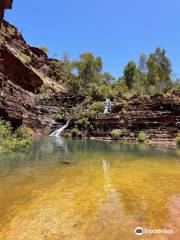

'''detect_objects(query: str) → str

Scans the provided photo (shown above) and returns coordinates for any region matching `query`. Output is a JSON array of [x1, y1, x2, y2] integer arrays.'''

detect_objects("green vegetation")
[[38, 83, 53, 100], [111, 129, 122, 140], [46, 47, 179, 99], [75, 118, 91, 131], [15, 126, 33, 139], [64, 128, 83, 139], [40, 46, 49, 53], [137, 131, 148, 143], [35, 47, 179, 145], [0, 120, 32, 153], [176, 133, 180, 146], [83, 101, 104, 118]]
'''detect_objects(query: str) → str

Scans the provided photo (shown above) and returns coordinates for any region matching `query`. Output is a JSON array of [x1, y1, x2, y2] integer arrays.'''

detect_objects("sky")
[[5, 0, 180, 79]]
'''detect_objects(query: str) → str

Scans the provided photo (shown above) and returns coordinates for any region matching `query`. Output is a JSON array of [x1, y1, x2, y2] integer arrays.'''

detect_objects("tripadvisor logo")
[[135, 227, 173, 236], [135, 227, 144, 236]]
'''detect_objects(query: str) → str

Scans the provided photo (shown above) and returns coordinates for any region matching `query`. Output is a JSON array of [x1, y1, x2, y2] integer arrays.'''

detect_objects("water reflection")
[[0, 137, 180, 240]]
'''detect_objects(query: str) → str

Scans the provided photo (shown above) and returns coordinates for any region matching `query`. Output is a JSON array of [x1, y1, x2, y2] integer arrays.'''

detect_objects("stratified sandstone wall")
[[0, 19, 67, 133], [0, 20, 65, 92], [89, 94, 180, 146]]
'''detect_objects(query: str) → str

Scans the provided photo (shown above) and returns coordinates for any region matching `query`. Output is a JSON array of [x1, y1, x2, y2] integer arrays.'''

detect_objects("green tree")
[[114, 78, 129, 97], [103, 72, 115, 84], [123, 61, 138, 89], [61, 53, 72, 78], [138, 54, 148, 92], [146, 48, 172, 93], [138, 53, 147, 73], [173, 79, 180, 91], [73, 52, 103, 90]]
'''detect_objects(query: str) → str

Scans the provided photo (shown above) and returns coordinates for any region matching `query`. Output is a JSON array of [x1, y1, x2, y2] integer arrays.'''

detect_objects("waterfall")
[[49, 121, 70, 137], [103, 98, 112, 114]]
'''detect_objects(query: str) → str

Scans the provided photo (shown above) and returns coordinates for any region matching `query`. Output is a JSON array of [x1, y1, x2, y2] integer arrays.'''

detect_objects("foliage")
[[73, 52, 103, 89], [0, 120, 12, 139], [47, 47, 174, 98], [137, 131, 148, 143], [63, 131, 72, 138], [103, 72, 115, 84], [38, 83, 53, 100], [122, 48, 173, 96], [0, 120, 32, 153], [173, 79, 180, 92], [75, 117, 91, 130], [70, 128, 83, 138], [15, 126, 33, 139], [89, 83, 115, 100], [63, 128, 83, 139], [113, 78, 129, 97], [111, 129, 122, 139], [77, 101, 104, 121], [146, 48, 172, 93], [40, 46, 49, 53], [176, 133, 180, 146], [123, 61, 138, 89], [87, 101, 104, 117]]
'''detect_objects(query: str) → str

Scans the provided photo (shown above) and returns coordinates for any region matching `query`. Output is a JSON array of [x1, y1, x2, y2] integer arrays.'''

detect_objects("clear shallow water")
[[0, 137, 180, 240]]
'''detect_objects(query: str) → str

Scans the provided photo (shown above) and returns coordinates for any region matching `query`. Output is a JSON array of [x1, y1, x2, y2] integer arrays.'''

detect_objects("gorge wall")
[[0, 18, 180, 146], [0, 19, 68, 134], [89, 94, 180, 146]]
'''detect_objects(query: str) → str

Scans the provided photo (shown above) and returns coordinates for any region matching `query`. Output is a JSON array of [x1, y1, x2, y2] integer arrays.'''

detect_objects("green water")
[[0, 137, 180, 240]]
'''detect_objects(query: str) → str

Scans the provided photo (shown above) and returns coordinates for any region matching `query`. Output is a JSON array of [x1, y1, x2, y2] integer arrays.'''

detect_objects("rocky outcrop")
[[0, 18, 179, 147], [0, 19, 68, 133], [0, 72, 55, 133], [1, 45, 43, 92], [0, 20, 65, 93], [89, 94, 180, 146], [0, 0, 13, 19]]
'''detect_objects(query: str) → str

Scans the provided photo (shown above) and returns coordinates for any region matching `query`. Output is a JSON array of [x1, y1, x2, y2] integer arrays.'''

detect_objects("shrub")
[[0, 120, 32, 153], [82, 101, 104, 119], [90, 101, 104, 113], [0, 138, 17, 152], [17, 139, 32, 149], [137, 131, 148, 143], [111, 129, 122, 140], [176, 133, 180, 146], [89, 84, 115, 100], [0, 120, 12, 139], [15, 126, 33, 139], [63, 131, 72, 138], [70, 128, 83, 138], [38, 83, 53, 100], [75, 117, 91, 130]]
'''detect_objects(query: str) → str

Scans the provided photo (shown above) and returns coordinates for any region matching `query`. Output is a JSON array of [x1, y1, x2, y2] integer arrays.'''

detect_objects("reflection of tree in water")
[[0, 137, 71, 177], [0, 137, 180, 232]]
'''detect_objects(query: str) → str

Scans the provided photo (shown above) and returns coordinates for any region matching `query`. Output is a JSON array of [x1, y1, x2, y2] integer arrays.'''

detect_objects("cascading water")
[[103, 98, 112, 114], [49, 121, 70, 137], [50, 98, 112, 137]]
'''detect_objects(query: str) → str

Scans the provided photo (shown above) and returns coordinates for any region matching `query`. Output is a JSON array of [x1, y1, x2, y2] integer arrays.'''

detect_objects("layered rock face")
[[0, 19, 68, 133], [0, 19, 180, 145], [0, 20, 65, 93], [89, 94, 180, 146]]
